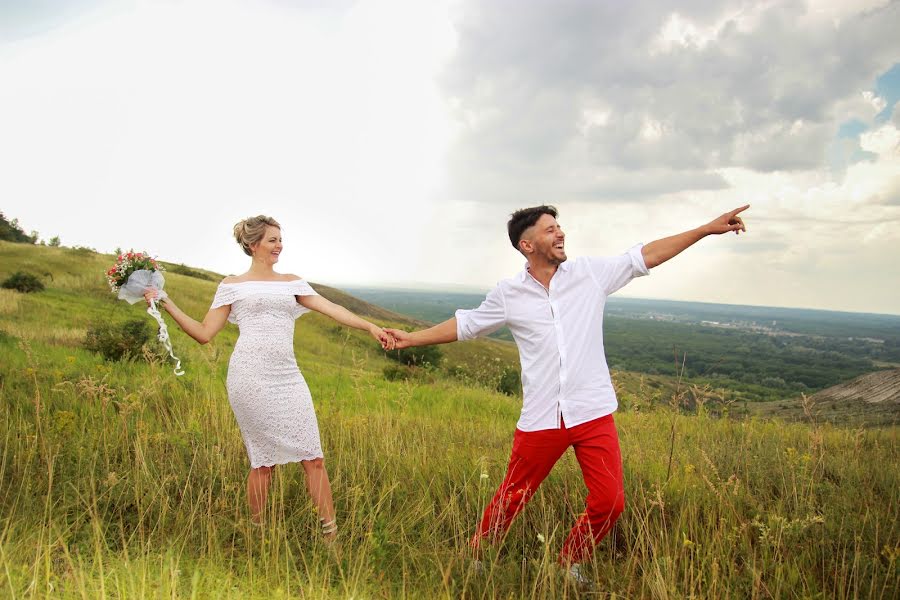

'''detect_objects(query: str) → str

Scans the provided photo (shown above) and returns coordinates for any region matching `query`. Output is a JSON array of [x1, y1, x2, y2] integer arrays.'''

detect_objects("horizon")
[[334, 281, 900, 319], [4, 235, 899, 318]]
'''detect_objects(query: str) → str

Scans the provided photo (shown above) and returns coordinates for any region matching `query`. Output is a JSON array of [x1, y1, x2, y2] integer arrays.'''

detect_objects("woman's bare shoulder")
[[219, 273, 304, 284]]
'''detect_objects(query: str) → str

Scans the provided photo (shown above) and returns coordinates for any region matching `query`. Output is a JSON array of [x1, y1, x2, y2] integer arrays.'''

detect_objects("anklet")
[[320, 518, 337, 535]]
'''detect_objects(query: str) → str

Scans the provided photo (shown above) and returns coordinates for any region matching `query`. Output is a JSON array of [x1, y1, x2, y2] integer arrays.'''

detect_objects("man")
[[385, 204, 748, 586]]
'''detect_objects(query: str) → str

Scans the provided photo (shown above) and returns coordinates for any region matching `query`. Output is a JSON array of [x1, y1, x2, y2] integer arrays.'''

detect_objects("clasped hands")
[[372, 327, 412, 351]]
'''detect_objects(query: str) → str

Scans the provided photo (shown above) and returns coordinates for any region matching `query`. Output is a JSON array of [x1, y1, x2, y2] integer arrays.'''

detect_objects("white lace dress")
[[210, 280, 323, 468]]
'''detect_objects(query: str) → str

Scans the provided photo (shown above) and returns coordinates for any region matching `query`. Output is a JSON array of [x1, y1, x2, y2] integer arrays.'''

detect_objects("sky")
[[1, 0, 898, 315]]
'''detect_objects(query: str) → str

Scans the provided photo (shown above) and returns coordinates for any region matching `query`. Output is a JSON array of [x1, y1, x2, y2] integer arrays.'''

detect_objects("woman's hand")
[[143, 288, 166, 309], [369, 324, 396, 351], [383, 328, 413, 350]]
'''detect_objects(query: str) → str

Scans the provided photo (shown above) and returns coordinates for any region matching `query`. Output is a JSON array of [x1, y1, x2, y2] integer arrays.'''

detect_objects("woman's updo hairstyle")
[[233, 215, 281, 256]]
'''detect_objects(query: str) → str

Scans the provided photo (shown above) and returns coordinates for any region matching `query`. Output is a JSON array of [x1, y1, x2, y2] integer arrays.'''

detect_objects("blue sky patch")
[[874, 63, 900, 122], [837, 119, 868, 139]]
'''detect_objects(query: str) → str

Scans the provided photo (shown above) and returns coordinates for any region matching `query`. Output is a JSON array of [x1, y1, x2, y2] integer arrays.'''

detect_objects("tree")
[[385, 344, 443, 368], [0, 212, 37, 243], [48, 236, 61, 247]]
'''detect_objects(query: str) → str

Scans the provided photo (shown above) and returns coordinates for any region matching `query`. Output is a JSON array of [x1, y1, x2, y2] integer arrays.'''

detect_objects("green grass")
[[1, 241, 898, 598]]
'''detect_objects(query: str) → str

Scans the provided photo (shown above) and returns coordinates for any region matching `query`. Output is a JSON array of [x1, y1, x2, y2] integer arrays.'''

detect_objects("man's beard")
[[547, 252, 567, 266]]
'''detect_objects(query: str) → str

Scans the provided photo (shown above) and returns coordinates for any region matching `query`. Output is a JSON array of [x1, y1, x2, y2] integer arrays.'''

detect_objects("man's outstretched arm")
[[385, 318, 458, 349], [641, 204, 749, 269]]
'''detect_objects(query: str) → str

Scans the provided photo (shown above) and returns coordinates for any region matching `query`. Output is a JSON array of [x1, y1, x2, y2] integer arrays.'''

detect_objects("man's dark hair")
[[507, 205, 558, 251]]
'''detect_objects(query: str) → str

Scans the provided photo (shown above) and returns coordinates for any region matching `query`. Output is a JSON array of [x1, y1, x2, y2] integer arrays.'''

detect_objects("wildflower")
[[682, 533, 694, 548], [537, 533, 545, 544], [480, 472, 489, 480], [66, 356, 76, 363]]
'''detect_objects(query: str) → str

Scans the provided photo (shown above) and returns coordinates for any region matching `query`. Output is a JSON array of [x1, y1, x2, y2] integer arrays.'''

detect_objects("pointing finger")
[[730, 204, 750, 217]]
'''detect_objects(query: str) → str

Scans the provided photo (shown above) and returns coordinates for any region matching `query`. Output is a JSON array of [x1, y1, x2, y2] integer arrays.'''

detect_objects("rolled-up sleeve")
[[587, 243, 650, 295], [455, 285, 507, 341]]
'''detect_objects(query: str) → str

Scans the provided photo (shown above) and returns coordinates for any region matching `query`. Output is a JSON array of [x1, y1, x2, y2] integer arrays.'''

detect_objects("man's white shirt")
[[456, 244, 649, 431]]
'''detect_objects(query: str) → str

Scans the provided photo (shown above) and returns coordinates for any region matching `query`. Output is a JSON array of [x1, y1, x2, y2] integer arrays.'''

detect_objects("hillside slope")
[[810, 367, 900, 405], [0, 241, 523, 387], [750, 368, 900, 426]]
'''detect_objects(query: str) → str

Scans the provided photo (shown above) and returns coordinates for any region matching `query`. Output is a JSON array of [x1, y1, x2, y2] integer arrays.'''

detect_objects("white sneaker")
[[470, 559, 485, 577], [565, 563, 595, 591]]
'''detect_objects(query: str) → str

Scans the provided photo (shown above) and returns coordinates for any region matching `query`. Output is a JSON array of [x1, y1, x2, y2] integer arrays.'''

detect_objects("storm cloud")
[[441, 0, 900, 204]]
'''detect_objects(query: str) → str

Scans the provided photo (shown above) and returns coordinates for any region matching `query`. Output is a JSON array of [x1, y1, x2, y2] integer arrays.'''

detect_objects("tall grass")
[[1, 241, 898, 598]]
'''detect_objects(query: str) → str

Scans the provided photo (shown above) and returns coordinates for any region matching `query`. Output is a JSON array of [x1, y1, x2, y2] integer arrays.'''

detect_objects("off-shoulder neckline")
[[219, 279, 306, 286]]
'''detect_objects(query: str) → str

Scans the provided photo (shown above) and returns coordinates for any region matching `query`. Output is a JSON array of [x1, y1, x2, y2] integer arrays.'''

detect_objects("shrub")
[[1, 272, 45, 293], [761, 376, 787, 389], [167, 263, 216, 281], [496, 368, 522, 397], [385, 344, 443, 368], [84, 318, 152, 361], [383, 364, 414, 382]]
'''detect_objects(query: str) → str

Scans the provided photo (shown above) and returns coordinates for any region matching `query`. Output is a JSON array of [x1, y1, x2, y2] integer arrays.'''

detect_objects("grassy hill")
[[749, 368, 900, 427], [1, 240, 898, 598]]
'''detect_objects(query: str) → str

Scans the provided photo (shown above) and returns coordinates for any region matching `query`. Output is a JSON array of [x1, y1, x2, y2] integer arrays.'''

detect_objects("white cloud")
[[640, 118, 665, 142], [805, 0, 893, 24], [860, 123, 900, 155], [862, 90, 888, 114], [653, 13, 716, 52]]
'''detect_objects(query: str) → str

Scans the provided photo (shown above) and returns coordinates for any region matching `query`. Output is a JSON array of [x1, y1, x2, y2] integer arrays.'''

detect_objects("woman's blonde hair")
[[233, 215, 281, 256]]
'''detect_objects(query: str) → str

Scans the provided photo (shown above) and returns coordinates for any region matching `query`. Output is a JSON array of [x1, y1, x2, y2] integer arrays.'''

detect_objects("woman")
[[144, 215, 394, 538]]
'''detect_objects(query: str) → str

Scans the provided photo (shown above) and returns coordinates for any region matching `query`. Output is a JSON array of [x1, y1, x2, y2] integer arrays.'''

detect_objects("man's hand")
[[704, 204, 749, 235], [383, 328, 414, 349], [369, 325, 397, 351], [384, 319, 458, 349]]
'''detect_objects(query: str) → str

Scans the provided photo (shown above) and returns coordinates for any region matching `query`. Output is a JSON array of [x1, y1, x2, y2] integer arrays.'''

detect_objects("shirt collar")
[[519, 259, 571, 282]]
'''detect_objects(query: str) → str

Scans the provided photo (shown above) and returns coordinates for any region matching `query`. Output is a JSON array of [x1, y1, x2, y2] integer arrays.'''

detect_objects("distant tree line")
[[0, 211, 36, 243], [1, 211, 59, 246], [603, 317, 891, 401]]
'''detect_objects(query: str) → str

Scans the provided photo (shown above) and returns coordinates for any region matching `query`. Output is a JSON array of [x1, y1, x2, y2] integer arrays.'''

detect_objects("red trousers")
[[471, 413, 624, 564]]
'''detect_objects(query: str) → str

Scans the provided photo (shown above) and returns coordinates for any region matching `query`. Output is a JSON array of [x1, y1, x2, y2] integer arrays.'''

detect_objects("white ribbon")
[[148, 297, 184, 376], [118, 269, 184, 376]]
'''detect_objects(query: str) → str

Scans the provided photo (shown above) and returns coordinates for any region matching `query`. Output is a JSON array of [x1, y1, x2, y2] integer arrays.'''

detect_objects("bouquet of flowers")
[[106, 251, 164, 296], [106, 251, 183, 375]]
